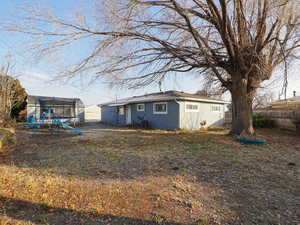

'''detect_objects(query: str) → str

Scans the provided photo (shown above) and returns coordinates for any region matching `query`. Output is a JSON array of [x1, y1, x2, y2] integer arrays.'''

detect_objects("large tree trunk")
[[230, 78, 255, 135]]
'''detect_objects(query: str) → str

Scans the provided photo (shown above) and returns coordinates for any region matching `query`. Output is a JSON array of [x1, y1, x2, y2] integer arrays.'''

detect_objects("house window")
[[211, 105, 221, 112], [185, 103, 199, 112], [137, 104, 145, 112], [153, 102, 167, 114], [119, 106, 124, 115]]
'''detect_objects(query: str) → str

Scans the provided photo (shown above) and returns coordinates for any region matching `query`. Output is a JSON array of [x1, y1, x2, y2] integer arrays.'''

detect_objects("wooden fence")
[[255, 109, 300, 131], [225, 111, 232, 124], [225, 110, 300, 131]]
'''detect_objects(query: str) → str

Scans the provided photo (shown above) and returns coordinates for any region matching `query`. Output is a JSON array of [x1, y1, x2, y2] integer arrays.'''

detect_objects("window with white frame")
[[137, 104, 145, 112], [153, 102, 167, 114], [185, 103, 199, 112], [211, 105, 221, 112], [119, 106, 124, 115]]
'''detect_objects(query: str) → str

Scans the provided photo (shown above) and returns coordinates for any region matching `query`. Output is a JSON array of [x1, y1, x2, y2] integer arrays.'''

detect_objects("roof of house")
[[28, 95, 84, 106], [99, 90, 230, 107], [271, 96, 300, 105]]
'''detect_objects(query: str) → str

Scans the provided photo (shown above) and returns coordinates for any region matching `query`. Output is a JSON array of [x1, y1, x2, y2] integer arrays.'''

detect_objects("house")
[[271, 94, 300, 110], [254, 92, 300, 131], [99, 91, 229, 130], [84, 105, 101, 122], [26, 95, 85, 123]]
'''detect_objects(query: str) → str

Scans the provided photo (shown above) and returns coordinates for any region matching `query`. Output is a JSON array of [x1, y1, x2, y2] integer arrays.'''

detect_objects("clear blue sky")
[[0, 0, 299, 105]]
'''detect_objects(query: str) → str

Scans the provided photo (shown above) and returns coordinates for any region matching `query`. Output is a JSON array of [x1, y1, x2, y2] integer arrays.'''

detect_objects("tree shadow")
[[2, 128, 299, 224], [8, 130, 187, 180], [0, 196, 187, 225]]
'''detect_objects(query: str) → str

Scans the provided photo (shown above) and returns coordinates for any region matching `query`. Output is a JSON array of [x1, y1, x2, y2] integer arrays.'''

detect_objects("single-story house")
[[271, 95, 300, 110], [256, 93, 299, 131], [84, 105, 101, 122], [26, 95, 85, 123], [99, 91, 229, 130]]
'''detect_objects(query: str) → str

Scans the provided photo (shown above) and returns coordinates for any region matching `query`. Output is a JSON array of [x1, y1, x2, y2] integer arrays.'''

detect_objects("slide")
[[54, 121, 83, 135]]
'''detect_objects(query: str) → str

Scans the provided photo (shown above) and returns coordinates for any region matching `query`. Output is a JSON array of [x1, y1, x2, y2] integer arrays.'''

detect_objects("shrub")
[[253, 113, 274, 128], [292, 111, 300, 133]]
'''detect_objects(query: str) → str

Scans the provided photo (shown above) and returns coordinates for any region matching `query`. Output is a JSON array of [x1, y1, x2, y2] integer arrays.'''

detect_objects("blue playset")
[[18, 109, 83, 136]]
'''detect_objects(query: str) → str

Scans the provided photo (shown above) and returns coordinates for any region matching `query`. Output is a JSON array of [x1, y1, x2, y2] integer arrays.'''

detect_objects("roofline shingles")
[[99, 90, 229, 106]]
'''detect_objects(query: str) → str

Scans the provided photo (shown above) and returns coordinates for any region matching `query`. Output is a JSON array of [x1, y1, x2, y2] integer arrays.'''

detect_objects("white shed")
[[84, 105, 101, 122]]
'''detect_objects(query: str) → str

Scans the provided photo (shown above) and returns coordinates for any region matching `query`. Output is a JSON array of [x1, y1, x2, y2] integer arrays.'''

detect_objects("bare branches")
[[0, 67, 24, 122], [1, 0, 299, 91]]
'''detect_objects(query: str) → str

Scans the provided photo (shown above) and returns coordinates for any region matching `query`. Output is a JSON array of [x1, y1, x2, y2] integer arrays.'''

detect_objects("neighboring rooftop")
[[100, 90, 229, 106], [271, 92, 300, 110], [272, 96, 300, 105], [28, 95, 84, 106]]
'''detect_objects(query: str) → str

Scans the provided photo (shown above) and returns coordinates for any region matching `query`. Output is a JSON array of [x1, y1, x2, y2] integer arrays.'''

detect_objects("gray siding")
[[101, 106, 126, 125], [131, 101, 180, 130], [101, 100, 226, 130], [119, 112, 126, 125], [101, 106, 118, 124], [101, 101, 180, 129], [179, 101, 225, 130]]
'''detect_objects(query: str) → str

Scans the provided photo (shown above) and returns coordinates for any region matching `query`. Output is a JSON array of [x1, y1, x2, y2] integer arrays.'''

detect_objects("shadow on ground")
[[0, 196, 187, 225], [1, 125, 299, 225]]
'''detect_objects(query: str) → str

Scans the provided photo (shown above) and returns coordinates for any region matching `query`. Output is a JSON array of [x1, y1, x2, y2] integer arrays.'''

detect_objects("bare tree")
[[196, 90, 211, 97], [253, 91, 275, 110], [3, 0, 300, 134], [0, 65, 27, 124], [0, 72, 16, 123]]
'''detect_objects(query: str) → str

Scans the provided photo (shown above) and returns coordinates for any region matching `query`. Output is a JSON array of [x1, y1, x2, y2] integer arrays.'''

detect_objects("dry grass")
[[0, 126, 299, 225]]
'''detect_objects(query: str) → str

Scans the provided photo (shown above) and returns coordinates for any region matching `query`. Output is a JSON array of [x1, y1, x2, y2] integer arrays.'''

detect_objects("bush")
[[253, 113, 274, 128], [292, 112, 300, 133]]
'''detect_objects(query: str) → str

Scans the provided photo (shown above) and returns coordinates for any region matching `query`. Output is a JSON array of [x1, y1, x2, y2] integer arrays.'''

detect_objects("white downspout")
[[174, 99, 181, 129]]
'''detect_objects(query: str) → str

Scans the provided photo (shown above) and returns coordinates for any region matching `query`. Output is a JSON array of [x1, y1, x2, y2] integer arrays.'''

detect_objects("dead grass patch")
[[0, 127, 299, 224]]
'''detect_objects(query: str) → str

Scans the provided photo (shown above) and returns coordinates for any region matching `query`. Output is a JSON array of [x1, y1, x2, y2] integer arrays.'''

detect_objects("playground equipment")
[[53, 121, 83, 135], [17, 117, 83, 136]]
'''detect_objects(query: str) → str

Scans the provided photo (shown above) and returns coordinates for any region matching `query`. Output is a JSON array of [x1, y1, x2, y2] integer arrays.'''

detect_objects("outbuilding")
[[26, 95, 85, 123], [84, 105, 101, 122]]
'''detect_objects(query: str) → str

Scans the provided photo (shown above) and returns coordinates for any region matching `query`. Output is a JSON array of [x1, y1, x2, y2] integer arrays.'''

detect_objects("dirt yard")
[[0, 124, 299, 225]]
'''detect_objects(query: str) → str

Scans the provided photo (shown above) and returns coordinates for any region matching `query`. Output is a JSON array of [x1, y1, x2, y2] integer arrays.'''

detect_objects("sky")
[[0, 0, 299, 106]]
